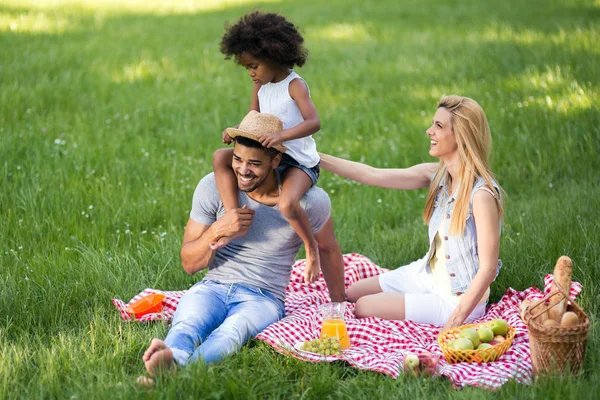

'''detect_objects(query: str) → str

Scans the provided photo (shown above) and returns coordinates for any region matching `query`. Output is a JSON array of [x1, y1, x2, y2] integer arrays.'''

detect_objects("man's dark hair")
[[220, 11, 308, 69], [233, 136, 280, 159]]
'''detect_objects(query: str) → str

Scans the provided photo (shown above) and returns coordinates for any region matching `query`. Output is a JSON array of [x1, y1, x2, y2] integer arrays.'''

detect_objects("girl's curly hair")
[[220, 11, 308, 69]]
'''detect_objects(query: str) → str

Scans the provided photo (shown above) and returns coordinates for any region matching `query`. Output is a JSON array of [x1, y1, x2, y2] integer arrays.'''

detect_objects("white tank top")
[[258, 71, 320, 168]]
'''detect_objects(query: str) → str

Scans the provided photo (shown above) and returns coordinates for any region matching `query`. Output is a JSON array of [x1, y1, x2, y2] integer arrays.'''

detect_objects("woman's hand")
[[442, 315, 463, 331]]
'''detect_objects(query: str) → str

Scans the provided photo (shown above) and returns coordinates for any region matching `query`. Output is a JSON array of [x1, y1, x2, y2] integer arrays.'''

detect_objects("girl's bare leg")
[[211, 148, 241, 249], [279, 168, 320, 283]]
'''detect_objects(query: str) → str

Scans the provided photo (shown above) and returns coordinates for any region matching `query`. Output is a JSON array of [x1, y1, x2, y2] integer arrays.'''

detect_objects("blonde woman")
[[319, 95, 504, 330]]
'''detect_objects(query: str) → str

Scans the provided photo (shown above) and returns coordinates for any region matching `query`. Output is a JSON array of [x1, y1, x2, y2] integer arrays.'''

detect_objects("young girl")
[[213, 11, 322, 284]]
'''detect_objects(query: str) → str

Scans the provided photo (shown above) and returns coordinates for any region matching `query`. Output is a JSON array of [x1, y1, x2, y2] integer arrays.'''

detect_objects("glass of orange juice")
[[319, 302, 350, 349]]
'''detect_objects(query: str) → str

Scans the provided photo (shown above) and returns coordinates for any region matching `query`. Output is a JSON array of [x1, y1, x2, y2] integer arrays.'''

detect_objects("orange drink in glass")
[[321, 319, 350, 349], [319, 302, 351, 349]]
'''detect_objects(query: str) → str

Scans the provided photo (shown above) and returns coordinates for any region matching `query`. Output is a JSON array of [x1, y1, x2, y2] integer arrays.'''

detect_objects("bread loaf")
[[547, 256, 573, 323], [560, 311, 580, 327], [543, 319, 560, 327]]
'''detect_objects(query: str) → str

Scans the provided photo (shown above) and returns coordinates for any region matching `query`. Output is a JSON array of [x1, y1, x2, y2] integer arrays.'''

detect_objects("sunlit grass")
[[1, 0, 281, 14], [0, 11, 73, 33], [310, 23, 373, 42]]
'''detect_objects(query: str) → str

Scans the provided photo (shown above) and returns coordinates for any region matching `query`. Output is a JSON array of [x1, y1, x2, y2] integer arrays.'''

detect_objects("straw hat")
[[226, 110, 288, 153]]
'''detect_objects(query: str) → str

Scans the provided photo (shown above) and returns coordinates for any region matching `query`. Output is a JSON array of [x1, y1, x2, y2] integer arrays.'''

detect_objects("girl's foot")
[[303, 247, 321, 284]]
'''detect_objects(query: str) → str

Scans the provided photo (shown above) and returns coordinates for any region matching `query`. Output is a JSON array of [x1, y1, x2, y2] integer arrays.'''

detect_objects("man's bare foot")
[[145, 348, 176, 377], [142, 338, 167, 363], [303, 247, 321, 284], [136, 375, 155, 389]]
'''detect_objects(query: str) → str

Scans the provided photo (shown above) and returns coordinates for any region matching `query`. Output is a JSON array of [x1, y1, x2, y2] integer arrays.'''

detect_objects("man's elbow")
[[180, 253, 204, 275]]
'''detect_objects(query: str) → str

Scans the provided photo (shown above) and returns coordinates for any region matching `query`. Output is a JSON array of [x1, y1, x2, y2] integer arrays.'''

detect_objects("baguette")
[[547, 256, 573, 323]]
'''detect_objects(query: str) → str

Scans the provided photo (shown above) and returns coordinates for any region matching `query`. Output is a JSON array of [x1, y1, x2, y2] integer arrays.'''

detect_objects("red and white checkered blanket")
[[112, 253, 582, 390]]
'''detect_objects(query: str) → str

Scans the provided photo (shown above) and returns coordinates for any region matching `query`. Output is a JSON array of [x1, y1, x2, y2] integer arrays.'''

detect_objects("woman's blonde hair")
[[423, 95, 504, 234]]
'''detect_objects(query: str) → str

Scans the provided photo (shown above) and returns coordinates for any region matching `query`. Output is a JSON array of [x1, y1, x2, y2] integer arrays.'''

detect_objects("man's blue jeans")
[[163, 280, 285, 366]]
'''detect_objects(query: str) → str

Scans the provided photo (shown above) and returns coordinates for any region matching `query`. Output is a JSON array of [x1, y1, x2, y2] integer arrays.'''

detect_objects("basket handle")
[[552, 280, 585, 315], [525, 291, 563, 321], [525, 280, 582, 323]]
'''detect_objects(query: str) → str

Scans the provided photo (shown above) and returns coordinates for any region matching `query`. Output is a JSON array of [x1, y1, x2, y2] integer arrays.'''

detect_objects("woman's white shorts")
[[378, 258, 486, 326]]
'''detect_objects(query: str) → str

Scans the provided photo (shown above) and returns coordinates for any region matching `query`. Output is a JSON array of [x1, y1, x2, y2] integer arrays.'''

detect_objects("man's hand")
[[222, 130, 233, 145], [209, 205, 255, 250], [256, 131, 283, 149]]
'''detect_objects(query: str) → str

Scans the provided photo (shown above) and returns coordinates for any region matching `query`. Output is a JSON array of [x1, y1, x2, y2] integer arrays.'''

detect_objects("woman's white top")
[[258, 70, 320, 168]]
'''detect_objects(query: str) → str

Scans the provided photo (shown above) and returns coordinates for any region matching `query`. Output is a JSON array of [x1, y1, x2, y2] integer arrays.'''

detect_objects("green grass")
[[1, 0, 599, 398]]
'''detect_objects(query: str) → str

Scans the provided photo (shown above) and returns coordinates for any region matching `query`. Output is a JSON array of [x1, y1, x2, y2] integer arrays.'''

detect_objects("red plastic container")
[[126, 293, 165, 319]]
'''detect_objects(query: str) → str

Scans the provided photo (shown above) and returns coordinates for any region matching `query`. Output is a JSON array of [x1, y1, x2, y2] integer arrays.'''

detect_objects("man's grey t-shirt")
[[189, 173, 331, 302]]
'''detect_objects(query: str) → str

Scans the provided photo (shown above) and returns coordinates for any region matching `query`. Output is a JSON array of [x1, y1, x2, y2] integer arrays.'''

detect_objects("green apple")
[[403, 353, 420, 373], [477, 327, 494, 343], [476, 343, 493, 350], [488, 318, 509, 336], [452, 338, 475, 350], [458, 328, 480, 348]]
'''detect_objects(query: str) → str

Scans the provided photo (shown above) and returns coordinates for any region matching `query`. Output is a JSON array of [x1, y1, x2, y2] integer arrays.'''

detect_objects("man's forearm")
[[180, 225, 219, 275]]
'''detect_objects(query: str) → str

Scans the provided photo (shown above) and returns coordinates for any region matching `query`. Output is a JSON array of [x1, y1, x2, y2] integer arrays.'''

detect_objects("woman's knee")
[[346, 283, 362, 303], [353, 297, 374, 319], [346, 277, 382, 303]]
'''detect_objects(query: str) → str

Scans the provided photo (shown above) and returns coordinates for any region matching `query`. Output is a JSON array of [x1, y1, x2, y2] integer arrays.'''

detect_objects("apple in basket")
[[488, 318, 509, 336]]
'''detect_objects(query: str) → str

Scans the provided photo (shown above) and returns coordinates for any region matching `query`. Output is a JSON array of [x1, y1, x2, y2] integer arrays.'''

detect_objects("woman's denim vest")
[[425, 177, 502, 296]]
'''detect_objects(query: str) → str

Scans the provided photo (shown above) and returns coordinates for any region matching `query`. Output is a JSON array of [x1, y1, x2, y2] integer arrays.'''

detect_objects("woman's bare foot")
[[303, 247, 321, 284], [136, 375, 155, 389]]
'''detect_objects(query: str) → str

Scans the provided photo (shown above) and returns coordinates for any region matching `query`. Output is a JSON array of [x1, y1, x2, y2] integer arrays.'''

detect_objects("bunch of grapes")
[[301, 335, 343, 356]]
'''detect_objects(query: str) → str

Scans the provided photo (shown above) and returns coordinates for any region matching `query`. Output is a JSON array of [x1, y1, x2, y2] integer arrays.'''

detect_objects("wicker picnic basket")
[[523, 282, 590, 375], [438, 322, 516, 364]]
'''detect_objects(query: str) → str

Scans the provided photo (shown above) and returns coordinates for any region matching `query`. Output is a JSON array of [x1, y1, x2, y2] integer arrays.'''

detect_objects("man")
[[141, 113, 345, 378]]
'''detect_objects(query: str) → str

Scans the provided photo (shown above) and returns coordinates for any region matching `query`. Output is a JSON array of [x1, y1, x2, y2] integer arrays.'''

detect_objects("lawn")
[[1, 0, 599, 398]]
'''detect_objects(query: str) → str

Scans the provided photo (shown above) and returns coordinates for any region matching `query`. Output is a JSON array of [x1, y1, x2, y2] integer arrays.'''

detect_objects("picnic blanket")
[[112, 253, 583, 390]]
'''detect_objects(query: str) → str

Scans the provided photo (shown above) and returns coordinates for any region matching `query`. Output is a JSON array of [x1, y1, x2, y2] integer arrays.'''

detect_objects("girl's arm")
[[257, 79, 319, 148], [319, 152, 437, 190], [250, 82, 260, 112], [442, 189, 500, 330]]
